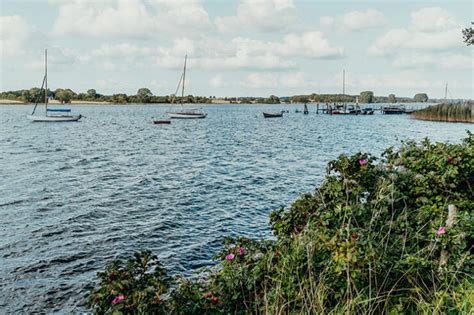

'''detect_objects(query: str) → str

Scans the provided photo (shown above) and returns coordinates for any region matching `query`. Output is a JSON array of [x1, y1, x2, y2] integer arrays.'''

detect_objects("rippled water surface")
[[0, 104, 472, 312]]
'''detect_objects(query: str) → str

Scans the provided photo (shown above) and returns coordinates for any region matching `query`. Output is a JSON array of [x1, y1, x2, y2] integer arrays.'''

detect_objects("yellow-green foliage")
[[412, 102, 473, 123], [89, 134, 474, 314]]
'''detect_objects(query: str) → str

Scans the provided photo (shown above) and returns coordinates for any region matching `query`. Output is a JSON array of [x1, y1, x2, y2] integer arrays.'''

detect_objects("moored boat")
[[27, 109, 82, 122], [263, 111, 283, 118], [153, 119, 171, 124], [168, 110, 207, 119], [383, 105, 406, 114], [166, 55, 207, 119], [362, 108, 374, 115], [27, 49, 82, 122]]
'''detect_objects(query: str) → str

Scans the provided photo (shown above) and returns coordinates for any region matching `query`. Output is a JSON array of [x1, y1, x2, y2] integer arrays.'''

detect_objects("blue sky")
[[0, 0, 472, 99]]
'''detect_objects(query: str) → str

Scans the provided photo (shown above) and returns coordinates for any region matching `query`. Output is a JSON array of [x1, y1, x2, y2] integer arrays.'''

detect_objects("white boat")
[[167, 110, 207, 119], [27, 113, 82, 122], [27, 49, 82, 122], [166, 55, 207, 119]]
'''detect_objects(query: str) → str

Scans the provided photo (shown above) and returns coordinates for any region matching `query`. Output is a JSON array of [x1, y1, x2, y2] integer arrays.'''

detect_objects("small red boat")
[[153, 119, 171, 124]]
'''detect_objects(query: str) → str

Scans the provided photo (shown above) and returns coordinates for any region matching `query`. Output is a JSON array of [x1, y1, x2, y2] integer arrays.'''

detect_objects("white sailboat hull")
[[27, 114, 82, 122], [167, 112, 207, 119]]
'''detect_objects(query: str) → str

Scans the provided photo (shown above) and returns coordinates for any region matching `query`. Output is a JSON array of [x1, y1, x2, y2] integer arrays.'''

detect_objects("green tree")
[[29, 87, 42, 102], [21, 90, 32, 102], [388, 94, 396, 103], [55, 88, 75, 103], [265, 95, 280, 104], [137, 88, 153, 103], [414, 93, 429, 103], [462, 22, 473, 45], [112, 93, 128, 103], [290, 95, 309, 103], [87, 89, 97, 99], [359, 91, 374, 103]]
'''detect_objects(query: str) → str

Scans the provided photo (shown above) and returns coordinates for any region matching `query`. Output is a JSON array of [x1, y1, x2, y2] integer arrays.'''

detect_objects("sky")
[[0, 0, 472, 99]]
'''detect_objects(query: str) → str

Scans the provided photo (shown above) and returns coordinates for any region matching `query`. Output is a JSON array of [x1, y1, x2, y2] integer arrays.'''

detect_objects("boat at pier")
[[382, 105, 406, 114], [362, 108, 374, 115]]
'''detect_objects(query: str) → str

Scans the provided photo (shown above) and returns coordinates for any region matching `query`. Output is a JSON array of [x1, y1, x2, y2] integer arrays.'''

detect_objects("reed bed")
[[412, 102, 473, 123]]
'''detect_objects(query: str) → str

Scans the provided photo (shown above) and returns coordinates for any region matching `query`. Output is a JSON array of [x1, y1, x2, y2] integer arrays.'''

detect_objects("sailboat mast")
[[181, 55, 187, 111], [45, 49, 48, 115], [342, 69, 345, 96], [342, 69, 346, 109], [445, 82, 448, 100]]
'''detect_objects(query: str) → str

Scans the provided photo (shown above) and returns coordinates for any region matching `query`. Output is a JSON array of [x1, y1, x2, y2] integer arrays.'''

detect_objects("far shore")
[[0, 99, 112, 105], [0, 99, 442, 106]]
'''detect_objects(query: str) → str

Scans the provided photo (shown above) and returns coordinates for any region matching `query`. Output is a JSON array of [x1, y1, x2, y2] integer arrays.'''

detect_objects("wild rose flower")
[[437, 226, 446, 235], [112, 295, 125, 305], [359, 159, 368, 166], [225, 253, 235, 261], [239, 246, 246, 256]]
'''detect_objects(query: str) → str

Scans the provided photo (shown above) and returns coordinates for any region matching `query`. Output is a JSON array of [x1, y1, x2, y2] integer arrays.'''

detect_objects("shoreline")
[[0, 99, 112, 105], [0, 99, 440, 106]]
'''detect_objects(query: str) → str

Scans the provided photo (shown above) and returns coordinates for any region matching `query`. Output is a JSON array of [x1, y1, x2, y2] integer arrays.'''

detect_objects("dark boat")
[[263, 111, 283, 118], [362, 108, 374, 115], [382, 105, 406, 114], [153, 119, 171, 124]]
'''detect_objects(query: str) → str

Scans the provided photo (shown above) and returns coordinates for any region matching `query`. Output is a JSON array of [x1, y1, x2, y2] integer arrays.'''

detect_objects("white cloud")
[[216, 0, 296, 33], [209, 74, 224, 88], [50, 0, 211, 38], [321, 9, 386, 32], [0, 15, 30, 58], [23, 47, 80, 71], [241, 72, 317, 89], [353, 72, 432, 89], [369, 28, 461, 55], [411, 7, 457, 32], [153, 32, 342, 70], [369, 7, 462, 56], [81, 43, 155, 62], [392, 53, 473, 70], [278, 31, 344, 58], [155, 40, 296, 70]]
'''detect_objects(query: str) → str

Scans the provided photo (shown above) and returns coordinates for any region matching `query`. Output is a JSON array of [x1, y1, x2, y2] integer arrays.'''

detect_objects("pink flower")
[[358, 159, 368, 166], [239, 246, 246, 256], [112, 295, 125, 305], [225, 253, 235, 261], [436, 226, 446, 236]]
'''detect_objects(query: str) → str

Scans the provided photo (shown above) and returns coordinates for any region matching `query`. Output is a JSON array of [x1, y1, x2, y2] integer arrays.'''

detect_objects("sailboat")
[[166, 55, 207, 119], [27, 49, 82, 122]]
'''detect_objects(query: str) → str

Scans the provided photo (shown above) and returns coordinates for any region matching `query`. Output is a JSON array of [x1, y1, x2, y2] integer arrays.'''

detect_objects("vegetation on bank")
[[0, 87, 433, 105], [412, 102, 473, 123], [88, 134, 473, 314]]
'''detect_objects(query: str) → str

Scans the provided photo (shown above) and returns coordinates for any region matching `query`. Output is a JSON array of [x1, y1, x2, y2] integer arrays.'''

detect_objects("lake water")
[[0, 104, 472, 312]]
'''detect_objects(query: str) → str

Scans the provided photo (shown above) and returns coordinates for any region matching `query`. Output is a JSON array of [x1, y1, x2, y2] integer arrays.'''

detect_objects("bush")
[[88, 251, 170, 314], [88, 133, 474, 314]]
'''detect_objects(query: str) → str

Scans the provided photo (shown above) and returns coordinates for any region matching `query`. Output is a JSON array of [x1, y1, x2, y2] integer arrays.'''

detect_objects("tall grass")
[[412, 102, 473, 123]]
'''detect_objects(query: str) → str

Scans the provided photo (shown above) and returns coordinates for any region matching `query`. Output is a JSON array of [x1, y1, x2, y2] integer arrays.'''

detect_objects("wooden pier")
[[311, 103, 432, 115]]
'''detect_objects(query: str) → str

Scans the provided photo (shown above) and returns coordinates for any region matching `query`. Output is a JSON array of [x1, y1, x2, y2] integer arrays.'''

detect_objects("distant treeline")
[[0, 87, 433, 104], [411, 102, 473, 123]]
